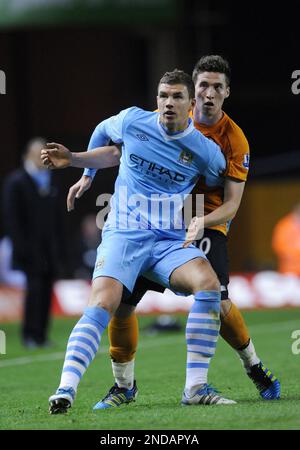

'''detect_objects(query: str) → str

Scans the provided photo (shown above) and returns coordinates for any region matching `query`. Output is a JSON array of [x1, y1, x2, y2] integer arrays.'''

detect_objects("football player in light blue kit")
[[45, 70, 236, 413]]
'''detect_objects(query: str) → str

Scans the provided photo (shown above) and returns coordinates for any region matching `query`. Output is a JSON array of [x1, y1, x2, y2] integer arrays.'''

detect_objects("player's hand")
[[67, 175, 92, 212], [183, 216, 204, 248], [41, 142, 72, 169]]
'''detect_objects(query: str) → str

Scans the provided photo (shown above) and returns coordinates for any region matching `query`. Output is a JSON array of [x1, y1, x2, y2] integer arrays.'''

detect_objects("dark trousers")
[[22, 272, 54, 344]]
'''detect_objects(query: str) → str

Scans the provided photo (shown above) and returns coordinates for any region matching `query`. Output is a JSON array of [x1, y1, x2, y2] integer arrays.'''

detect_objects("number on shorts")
[[198, 237, 211, 255]]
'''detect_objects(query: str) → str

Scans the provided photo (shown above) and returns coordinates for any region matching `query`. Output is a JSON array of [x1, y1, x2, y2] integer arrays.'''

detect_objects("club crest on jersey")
[[243, 153, 250, 169], [178, 150, 193, 166]]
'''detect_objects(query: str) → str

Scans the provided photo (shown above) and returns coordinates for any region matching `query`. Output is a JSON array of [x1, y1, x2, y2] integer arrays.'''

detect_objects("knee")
[[205, 275, 220, 292], [88, 295, 113, 315], [87, 287, 117, 316], [88, 283, 102, 306], [193, 272, 220, 293]]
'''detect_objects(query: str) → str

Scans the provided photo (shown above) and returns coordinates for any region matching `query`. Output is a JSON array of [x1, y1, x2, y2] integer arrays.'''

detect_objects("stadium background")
[[0, 0, 300, 431], [0, 0, 299, 317]]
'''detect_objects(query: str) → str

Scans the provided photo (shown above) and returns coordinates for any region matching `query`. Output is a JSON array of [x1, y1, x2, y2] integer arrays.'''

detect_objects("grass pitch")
[[0, 309, 300, 430]]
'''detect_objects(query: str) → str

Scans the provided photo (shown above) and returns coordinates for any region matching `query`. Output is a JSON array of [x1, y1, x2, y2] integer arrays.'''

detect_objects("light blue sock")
[[185, 290, 221, 397], [58, 306, 110, 392]]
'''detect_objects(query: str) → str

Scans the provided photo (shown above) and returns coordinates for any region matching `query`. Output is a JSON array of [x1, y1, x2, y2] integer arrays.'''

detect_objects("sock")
[[109, 314, 139, 363], [111, 360, 135, 389], [58, 306, 110, 392], [185, 290, 221, 398], [220, 302, 250, 349], [237, 339, 260, 372], [108, 314, 138, 389]]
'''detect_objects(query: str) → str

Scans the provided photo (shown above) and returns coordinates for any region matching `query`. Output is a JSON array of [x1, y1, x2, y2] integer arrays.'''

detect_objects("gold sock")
[[220, 302, 250, 350], [109, 313, 138, 362]]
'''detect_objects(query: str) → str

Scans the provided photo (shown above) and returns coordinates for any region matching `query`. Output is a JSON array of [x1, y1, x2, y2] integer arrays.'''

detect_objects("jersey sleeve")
[[83, 107, 133, 178], [225, 125, 250, 181], [203, 140, 227, 186]]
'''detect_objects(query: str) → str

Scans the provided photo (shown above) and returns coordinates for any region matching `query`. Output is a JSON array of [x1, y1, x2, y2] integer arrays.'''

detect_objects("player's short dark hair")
[[192, 55, 231, 86], [158, 69, 195, 99]]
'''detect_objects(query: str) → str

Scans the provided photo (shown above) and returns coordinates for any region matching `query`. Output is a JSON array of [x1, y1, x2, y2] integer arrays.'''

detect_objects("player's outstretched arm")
[[41, 143, 121, 211], [41, 143, 121, 170]]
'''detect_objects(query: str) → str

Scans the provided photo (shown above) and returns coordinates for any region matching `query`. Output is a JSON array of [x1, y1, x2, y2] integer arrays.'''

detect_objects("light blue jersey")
[[85, 107, 226, 292], [84, 107, 225, 239]]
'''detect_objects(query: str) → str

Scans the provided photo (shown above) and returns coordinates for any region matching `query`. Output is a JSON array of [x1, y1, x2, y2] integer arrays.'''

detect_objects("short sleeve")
[[87, 107, 133, 149], [225, 127, 250, 181], [83, 107, 133, 178], [204, 141, 226, 186]]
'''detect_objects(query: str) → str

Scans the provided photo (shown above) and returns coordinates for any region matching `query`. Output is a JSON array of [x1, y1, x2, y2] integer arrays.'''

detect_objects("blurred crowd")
[[0, 137, 101, 348]]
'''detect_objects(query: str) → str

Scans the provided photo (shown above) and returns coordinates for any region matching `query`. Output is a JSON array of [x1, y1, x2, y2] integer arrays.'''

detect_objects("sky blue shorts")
[[93, 228, 207, 293]]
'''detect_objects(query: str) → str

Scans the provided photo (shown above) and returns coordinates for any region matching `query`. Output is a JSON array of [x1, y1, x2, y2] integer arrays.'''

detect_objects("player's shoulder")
[[189, 127, 222, 170], [118, 106, 156, 129], [191, 123, 213, 142], [122, 107, 158, 133], [192, 126, 220, 154], [122, 106, 155, 120], [223, 112, 249, 153]]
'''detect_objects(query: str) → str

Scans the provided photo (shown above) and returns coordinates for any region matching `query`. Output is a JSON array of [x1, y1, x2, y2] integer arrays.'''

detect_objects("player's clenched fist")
[[41, 142, 72, 169]]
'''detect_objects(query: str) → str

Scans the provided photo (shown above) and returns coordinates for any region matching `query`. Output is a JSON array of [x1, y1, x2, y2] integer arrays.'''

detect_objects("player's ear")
[[225, 85, 230, 99], [190, 97, 196, 110]]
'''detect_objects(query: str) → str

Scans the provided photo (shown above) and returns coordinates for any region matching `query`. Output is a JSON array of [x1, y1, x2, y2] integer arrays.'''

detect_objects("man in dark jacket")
[[2, 137, 65, 348]]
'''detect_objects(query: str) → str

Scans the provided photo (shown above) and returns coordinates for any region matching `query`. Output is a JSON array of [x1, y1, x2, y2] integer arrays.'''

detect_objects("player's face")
[[194, 72, 230, 118], [157, 83, 195, 132]]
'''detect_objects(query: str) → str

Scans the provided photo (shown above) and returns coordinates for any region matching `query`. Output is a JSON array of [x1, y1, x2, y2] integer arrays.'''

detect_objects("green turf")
[[0, 309, 300, 430]]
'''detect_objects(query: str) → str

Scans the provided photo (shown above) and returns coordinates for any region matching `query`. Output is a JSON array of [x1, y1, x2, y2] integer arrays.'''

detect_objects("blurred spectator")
[[73, 213, 101, 280], [2, 137, 66, 348], [272, 203, 300, 275], [0, 236, 26, 287]]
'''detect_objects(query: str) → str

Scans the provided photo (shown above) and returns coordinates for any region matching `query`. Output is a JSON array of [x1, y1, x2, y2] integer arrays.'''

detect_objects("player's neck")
[[160, 118, 190, 134], [193, 108, 223, 127]]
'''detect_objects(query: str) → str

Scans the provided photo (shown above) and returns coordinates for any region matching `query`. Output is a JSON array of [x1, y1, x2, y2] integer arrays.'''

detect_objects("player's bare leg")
[[220, 299, 280, 400], [49, 277, 123, 414]]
